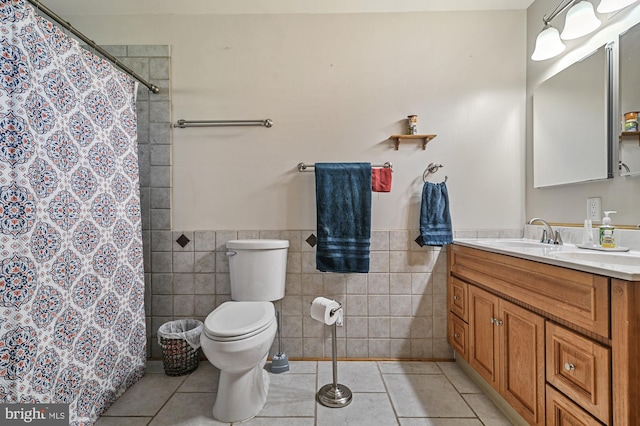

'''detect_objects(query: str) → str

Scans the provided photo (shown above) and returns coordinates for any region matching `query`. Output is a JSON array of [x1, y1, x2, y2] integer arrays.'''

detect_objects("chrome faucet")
[[527, 218, 563, 245]]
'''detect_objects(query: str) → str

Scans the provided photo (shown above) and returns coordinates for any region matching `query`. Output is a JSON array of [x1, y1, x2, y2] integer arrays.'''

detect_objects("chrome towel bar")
[[174, 119, 274, 128], [297, 162, 392, 172]]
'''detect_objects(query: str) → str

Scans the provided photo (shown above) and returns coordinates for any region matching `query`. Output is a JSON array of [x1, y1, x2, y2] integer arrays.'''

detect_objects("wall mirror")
[[619, 21, 640, 177], [533, 44, 613, 188]]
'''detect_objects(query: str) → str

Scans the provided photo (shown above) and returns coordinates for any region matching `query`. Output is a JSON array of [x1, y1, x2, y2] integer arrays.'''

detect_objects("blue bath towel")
[[416, 181, 453, 246], [315, 163, 372, 273]]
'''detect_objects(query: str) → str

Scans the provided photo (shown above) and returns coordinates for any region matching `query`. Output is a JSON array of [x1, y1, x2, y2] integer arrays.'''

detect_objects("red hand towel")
[[372, 168, 392, 192]]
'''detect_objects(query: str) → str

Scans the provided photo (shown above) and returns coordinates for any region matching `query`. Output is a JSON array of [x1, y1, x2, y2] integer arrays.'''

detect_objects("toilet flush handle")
[[225, 251, 237, 256]]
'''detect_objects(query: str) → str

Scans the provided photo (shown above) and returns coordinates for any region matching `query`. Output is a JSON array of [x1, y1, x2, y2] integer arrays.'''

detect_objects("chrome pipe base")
[[316, 383, 352, 408]]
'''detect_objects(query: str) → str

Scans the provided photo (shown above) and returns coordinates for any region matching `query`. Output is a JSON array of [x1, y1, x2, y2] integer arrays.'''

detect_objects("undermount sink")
[[477, 239, 554, 249], [548, 251, 640, 267]]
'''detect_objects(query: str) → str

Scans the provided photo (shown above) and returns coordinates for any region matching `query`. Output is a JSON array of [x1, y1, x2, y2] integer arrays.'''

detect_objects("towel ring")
[[423, 163, 447, 183]]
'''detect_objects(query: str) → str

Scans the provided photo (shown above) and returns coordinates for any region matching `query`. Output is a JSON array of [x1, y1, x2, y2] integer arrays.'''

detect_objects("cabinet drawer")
[[448, 312, 468, 360], [546, 385, 603, 426], [546, 322, 611, 425], [449, 276, 468, 321]]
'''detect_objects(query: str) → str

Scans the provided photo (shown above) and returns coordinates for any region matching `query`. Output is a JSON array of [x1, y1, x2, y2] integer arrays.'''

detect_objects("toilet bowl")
[[200, 239, 289, 423], [200, 301, 277, 422]]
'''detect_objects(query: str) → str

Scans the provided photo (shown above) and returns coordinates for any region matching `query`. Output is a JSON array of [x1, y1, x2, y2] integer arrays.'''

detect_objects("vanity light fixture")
[[597, 0, 638, 13], [531, 25, 567, 60], [531, 0, 636, 61], [561, 1, 601, 40]]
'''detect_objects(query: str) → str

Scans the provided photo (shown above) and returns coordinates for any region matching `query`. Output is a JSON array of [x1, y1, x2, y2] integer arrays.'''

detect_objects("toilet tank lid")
[[226, 239, 289, 249]]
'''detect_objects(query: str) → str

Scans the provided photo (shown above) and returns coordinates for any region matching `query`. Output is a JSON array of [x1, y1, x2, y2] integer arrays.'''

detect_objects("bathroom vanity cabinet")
[[447, 244, 640, 426]]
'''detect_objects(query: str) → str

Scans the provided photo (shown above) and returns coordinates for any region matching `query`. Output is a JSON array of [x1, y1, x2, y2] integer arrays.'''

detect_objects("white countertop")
[[454, 239, 640, 281]]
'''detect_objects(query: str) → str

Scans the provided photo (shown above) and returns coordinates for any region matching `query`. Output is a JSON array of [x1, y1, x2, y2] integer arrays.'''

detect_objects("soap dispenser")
[[599, 211, 616, 248]]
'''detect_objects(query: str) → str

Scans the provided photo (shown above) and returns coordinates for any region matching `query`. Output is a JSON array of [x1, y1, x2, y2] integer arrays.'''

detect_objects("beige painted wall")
[[526, 1, 640, 226], [65, 10, 526, 231]]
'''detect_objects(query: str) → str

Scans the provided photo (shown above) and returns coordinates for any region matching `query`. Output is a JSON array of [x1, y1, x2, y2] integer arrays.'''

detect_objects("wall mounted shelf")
[[389, 134, 437, 150], [620, 131, 640, 145]]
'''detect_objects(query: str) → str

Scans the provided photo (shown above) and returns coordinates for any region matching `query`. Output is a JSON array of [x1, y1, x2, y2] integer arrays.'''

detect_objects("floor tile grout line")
[[441, 361, 513, 424], [436, 361, 488, 423], [313, 360, 319, 426], [150, 374, 188, 424], [375, 361, 402, 426]]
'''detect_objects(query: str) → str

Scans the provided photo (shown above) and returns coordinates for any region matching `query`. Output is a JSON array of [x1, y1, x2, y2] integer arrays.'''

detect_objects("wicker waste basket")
[[157, 319, 203, 376]]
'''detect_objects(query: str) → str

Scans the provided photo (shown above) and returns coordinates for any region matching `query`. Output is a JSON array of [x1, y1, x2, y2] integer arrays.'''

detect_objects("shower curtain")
[[0, 1, 146, 424]]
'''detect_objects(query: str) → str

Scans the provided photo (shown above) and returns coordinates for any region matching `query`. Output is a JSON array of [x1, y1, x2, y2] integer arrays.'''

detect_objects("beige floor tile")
[[102, 374, 187, 416], [245, 418, 315, 425], [178, 362, 219, 393], [378, 361, 441, 375], [383, 374, 476, 418], [399, 419, 483, 426], [436, 361, 483, 394], [145, 360, 166, 374], [266, 360, 317, 374], [317, 361, 385, 392], [317, 392, 398, 425], [98, 360, 507, 425], [95, 417, 152, 426], [258, 373, 317, 417], [148, 392, 226, 426], [462, 394, 512, 426]]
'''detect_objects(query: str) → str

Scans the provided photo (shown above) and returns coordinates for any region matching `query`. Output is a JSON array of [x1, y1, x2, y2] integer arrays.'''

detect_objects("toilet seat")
[[204, 301, 275, 341]]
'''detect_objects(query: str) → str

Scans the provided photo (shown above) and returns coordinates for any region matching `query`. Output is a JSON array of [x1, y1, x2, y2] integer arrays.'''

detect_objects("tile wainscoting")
[[147, 228, 523, 360]]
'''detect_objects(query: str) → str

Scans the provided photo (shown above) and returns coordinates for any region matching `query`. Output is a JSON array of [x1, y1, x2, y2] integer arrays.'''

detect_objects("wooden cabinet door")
[[499, 299, 546, 426], [468, 285, 499, 390]]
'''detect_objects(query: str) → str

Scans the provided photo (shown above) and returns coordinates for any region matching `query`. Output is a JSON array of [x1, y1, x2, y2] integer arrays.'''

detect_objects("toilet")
[[200, 239, 289, 423]]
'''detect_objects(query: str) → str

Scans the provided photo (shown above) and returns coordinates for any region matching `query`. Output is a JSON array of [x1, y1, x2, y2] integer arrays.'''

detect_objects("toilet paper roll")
[[310, 296, 341, 325]]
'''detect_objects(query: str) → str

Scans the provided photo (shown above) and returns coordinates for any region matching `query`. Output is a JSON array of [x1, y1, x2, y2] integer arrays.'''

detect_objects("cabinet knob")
[[454, 333, 460, 338], [490, 317, 495, 324], [453, 295, 460, 300], [564, 363, 576, 371], [495, 319, 503, 326]]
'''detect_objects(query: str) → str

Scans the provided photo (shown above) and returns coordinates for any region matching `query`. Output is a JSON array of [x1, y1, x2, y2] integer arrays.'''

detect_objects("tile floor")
[[96, 360, 512, 425]]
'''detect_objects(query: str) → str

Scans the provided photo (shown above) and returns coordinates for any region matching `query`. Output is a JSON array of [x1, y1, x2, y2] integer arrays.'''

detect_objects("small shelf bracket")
[[620, 131, 640, 145], [389, 134, 437, 150]]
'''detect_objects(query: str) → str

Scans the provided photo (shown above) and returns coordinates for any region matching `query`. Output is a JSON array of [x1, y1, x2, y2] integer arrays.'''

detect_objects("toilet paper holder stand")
[[312, 301, 353, 408]]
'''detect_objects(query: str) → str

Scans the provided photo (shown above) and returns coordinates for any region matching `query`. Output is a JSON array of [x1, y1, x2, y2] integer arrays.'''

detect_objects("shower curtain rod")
[[25, 0, 160, 94]]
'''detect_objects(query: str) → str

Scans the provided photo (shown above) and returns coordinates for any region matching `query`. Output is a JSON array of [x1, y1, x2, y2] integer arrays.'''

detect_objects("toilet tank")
[[225, 239, 289, 301]]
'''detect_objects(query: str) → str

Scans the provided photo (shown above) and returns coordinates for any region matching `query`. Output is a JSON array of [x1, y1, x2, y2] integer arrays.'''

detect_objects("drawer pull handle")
[[453, 296, 460, 300], [454, 333, 460, 338], [564, 363, 576, 371]]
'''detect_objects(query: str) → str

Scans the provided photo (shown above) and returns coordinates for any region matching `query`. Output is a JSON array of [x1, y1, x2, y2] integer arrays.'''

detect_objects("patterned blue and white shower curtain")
[[0, 1, 146, 424]]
